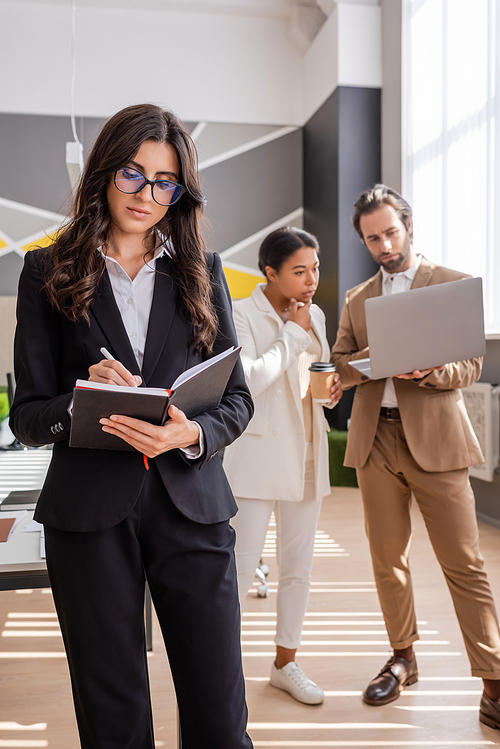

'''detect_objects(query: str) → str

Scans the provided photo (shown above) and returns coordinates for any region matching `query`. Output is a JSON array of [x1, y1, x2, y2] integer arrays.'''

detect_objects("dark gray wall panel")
[[303, 89, 339, 341], [201, 129, 303, 254], [337, 87, 381, 301], [304, 86, 380, 429], [304, 87, 380, 342]]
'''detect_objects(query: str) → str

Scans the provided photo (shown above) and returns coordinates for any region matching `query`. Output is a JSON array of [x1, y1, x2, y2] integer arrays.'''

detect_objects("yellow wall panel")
[[22, 231, 59, 253], [222, 266, 263, 299]]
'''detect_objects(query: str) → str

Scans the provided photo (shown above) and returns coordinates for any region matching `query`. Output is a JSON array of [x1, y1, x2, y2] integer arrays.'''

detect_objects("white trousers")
[[232, 447, 323, 650]]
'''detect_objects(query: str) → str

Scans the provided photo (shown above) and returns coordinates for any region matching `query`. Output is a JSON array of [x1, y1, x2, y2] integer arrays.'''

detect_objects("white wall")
[[303, 2, 382, 122], [0, 2, 303, 125], [337, 4, 382, 88], [303, 7, 339, 122], [0, 1, 383, 127]]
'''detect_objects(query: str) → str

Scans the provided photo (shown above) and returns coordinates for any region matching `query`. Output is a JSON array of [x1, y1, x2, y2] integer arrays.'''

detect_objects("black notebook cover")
[[69, 347, 241, 451], [0, 489, 41, 511], [70, 388, 170, 451]]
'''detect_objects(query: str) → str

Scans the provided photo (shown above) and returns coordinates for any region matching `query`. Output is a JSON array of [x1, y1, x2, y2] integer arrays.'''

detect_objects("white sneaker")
[[270, 661, 324, 705]]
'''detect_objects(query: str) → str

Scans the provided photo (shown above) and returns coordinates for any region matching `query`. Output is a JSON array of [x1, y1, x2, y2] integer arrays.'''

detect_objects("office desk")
[[0, 450, 51, 592], [0, 450, 153, 647], [0, 509, 153, 650], [0, 510, 49, 591]]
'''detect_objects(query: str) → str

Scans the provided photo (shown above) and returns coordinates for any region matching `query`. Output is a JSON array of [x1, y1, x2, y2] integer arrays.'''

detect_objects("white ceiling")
[[3, 0, 298, 16], [3, 0, 378, 16]]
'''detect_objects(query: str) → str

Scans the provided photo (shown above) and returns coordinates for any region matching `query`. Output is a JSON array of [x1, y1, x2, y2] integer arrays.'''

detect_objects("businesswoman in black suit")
[[10, 104, 254, 749]]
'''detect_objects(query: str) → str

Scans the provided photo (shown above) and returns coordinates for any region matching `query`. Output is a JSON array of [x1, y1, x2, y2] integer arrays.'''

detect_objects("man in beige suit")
[[330, 184, 500, 728]]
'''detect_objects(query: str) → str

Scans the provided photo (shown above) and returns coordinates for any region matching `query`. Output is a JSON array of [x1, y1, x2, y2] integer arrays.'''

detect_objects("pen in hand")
[[100, 347, 115, 362], [99, 347, 141, 387]]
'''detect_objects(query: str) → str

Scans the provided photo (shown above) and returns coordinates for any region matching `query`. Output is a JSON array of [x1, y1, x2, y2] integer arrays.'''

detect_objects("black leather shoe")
[[480, 691, 500, 729], [363, 655, 418, 706]]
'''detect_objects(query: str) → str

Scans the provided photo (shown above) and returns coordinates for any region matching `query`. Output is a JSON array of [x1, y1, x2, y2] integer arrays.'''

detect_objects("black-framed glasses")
[[114, 166, 186, 206]]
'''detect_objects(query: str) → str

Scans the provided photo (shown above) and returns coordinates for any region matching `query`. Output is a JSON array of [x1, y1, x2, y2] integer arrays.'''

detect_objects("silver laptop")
[[349, 277, 485, 381]]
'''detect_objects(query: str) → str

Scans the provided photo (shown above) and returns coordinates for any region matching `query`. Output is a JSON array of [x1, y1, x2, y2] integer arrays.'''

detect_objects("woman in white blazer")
[[224, 227, 342, 705]]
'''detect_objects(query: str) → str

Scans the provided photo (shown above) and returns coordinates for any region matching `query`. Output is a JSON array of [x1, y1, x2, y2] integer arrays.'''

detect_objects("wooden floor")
[[1, 486, 500, 748]]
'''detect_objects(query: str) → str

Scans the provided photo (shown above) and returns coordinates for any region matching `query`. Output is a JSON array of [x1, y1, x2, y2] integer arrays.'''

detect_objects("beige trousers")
[[357, 416, 500, 679]]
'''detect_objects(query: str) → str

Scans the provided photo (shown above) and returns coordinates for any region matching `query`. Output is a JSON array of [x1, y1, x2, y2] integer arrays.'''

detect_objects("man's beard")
[[379, 253, 406, 272], [378, 234, 412, 273]]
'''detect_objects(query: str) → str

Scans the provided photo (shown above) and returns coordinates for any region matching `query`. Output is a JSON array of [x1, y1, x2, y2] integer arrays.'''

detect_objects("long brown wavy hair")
[[44, 103, 218, 352]]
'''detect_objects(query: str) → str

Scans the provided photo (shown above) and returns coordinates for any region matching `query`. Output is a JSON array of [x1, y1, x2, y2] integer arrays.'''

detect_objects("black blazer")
[[10, 249, 253, 531]]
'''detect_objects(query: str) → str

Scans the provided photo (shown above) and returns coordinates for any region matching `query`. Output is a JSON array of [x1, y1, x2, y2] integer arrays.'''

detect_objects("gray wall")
[[0, 113, 106, 214], [0, 113, 192, 296], [472, 339, 500, 527], [201, 129, 302, 255], [303, 85, 381, 429], [0, 113, 198, 215], [0, 113, 301, 296]]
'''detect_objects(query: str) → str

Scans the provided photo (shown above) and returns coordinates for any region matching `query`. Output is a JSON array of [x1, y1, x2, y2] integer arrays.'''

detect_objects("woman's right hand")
[[88, 359, 142, 387], [288, 298, 312, 331]]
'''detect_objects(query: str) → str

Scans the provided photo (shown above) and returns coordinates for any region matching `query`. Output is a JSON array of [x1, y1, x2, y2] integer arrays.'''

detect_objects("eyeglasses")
[[114, 166, 186, 206]]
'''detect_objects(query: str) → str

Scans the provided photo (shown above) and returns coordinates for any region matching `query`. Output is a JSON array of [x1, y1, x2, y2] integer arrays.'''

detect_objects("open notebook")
[[69, 346, 241, 451]]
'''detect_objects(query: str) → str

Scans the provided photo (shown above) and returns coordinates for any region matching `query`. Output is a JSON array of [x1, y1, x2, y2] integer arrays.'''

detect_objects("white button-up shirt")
[[72, 246, 204, 458], [99, 246, 162, 370], [380, 253, 422, 408]]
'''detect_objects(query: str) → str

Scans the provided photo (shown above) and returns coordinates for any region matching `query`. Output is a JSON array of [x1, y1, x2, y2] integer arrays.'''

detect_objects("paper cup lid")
[[309, 362, 336, 372]]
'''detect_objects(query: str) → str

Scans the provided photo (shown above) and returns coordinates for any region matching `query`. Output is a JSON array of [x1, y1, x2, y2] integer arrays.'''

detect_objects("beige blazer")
[[224, 284, 332, 502], [330, 256, 484, 472]]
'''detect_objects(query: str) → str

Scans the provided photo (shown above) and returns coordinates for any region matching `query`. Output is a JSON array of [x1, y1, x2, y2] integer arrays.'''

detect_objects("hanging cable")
[[66, 0, 84, 193], [70, 0, 80, 144]]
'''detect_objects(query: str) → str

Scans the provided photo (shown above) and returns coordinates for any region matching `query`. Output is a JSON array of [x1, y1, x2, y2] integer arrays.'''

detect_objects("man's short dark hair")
[[352, 184, 413, 244]]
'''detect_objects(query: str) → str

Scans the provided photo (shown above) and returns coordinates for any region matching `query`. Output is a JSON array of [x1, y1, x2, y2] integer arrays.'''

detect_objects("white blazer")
[[224, 284, 332, 502]]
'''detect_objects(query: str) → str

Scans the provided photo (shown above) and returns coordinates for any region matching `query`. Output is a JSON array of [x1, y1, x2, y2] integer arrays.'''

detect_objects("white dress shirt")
[[100, 246, 162, 370], [68, 246, 203, 458], [380, 254, 422, 408]]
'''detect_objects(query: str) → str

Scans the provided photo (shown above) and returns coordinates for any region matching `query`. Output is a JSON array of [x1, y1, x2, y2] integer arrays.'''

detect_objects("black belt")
[[380, 407, 401, 422]]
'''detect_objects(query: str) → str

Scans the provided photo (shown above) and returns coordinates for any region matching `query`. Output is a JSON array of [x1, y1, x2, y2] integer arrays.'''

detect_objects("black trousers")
[[45, 462, 253, 749]]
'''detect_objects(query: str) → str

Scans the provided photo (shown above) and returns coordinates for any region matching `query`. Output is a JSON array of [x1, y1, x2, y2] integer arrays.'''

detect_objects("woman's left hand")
[[330, 372, 343, 404], [99, 405, 200, 458]]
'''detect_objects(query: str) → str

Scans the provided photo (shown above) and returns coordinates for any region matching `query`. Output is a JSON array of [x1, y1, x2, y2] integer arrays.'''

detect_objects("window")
[[404, 0, 499, 333]]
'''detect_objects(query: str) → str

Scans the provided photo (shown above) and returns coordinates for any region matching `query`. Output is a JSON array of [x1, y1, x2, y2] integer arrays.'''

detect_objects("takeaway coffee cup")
[[308, 362, 336, 402]]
